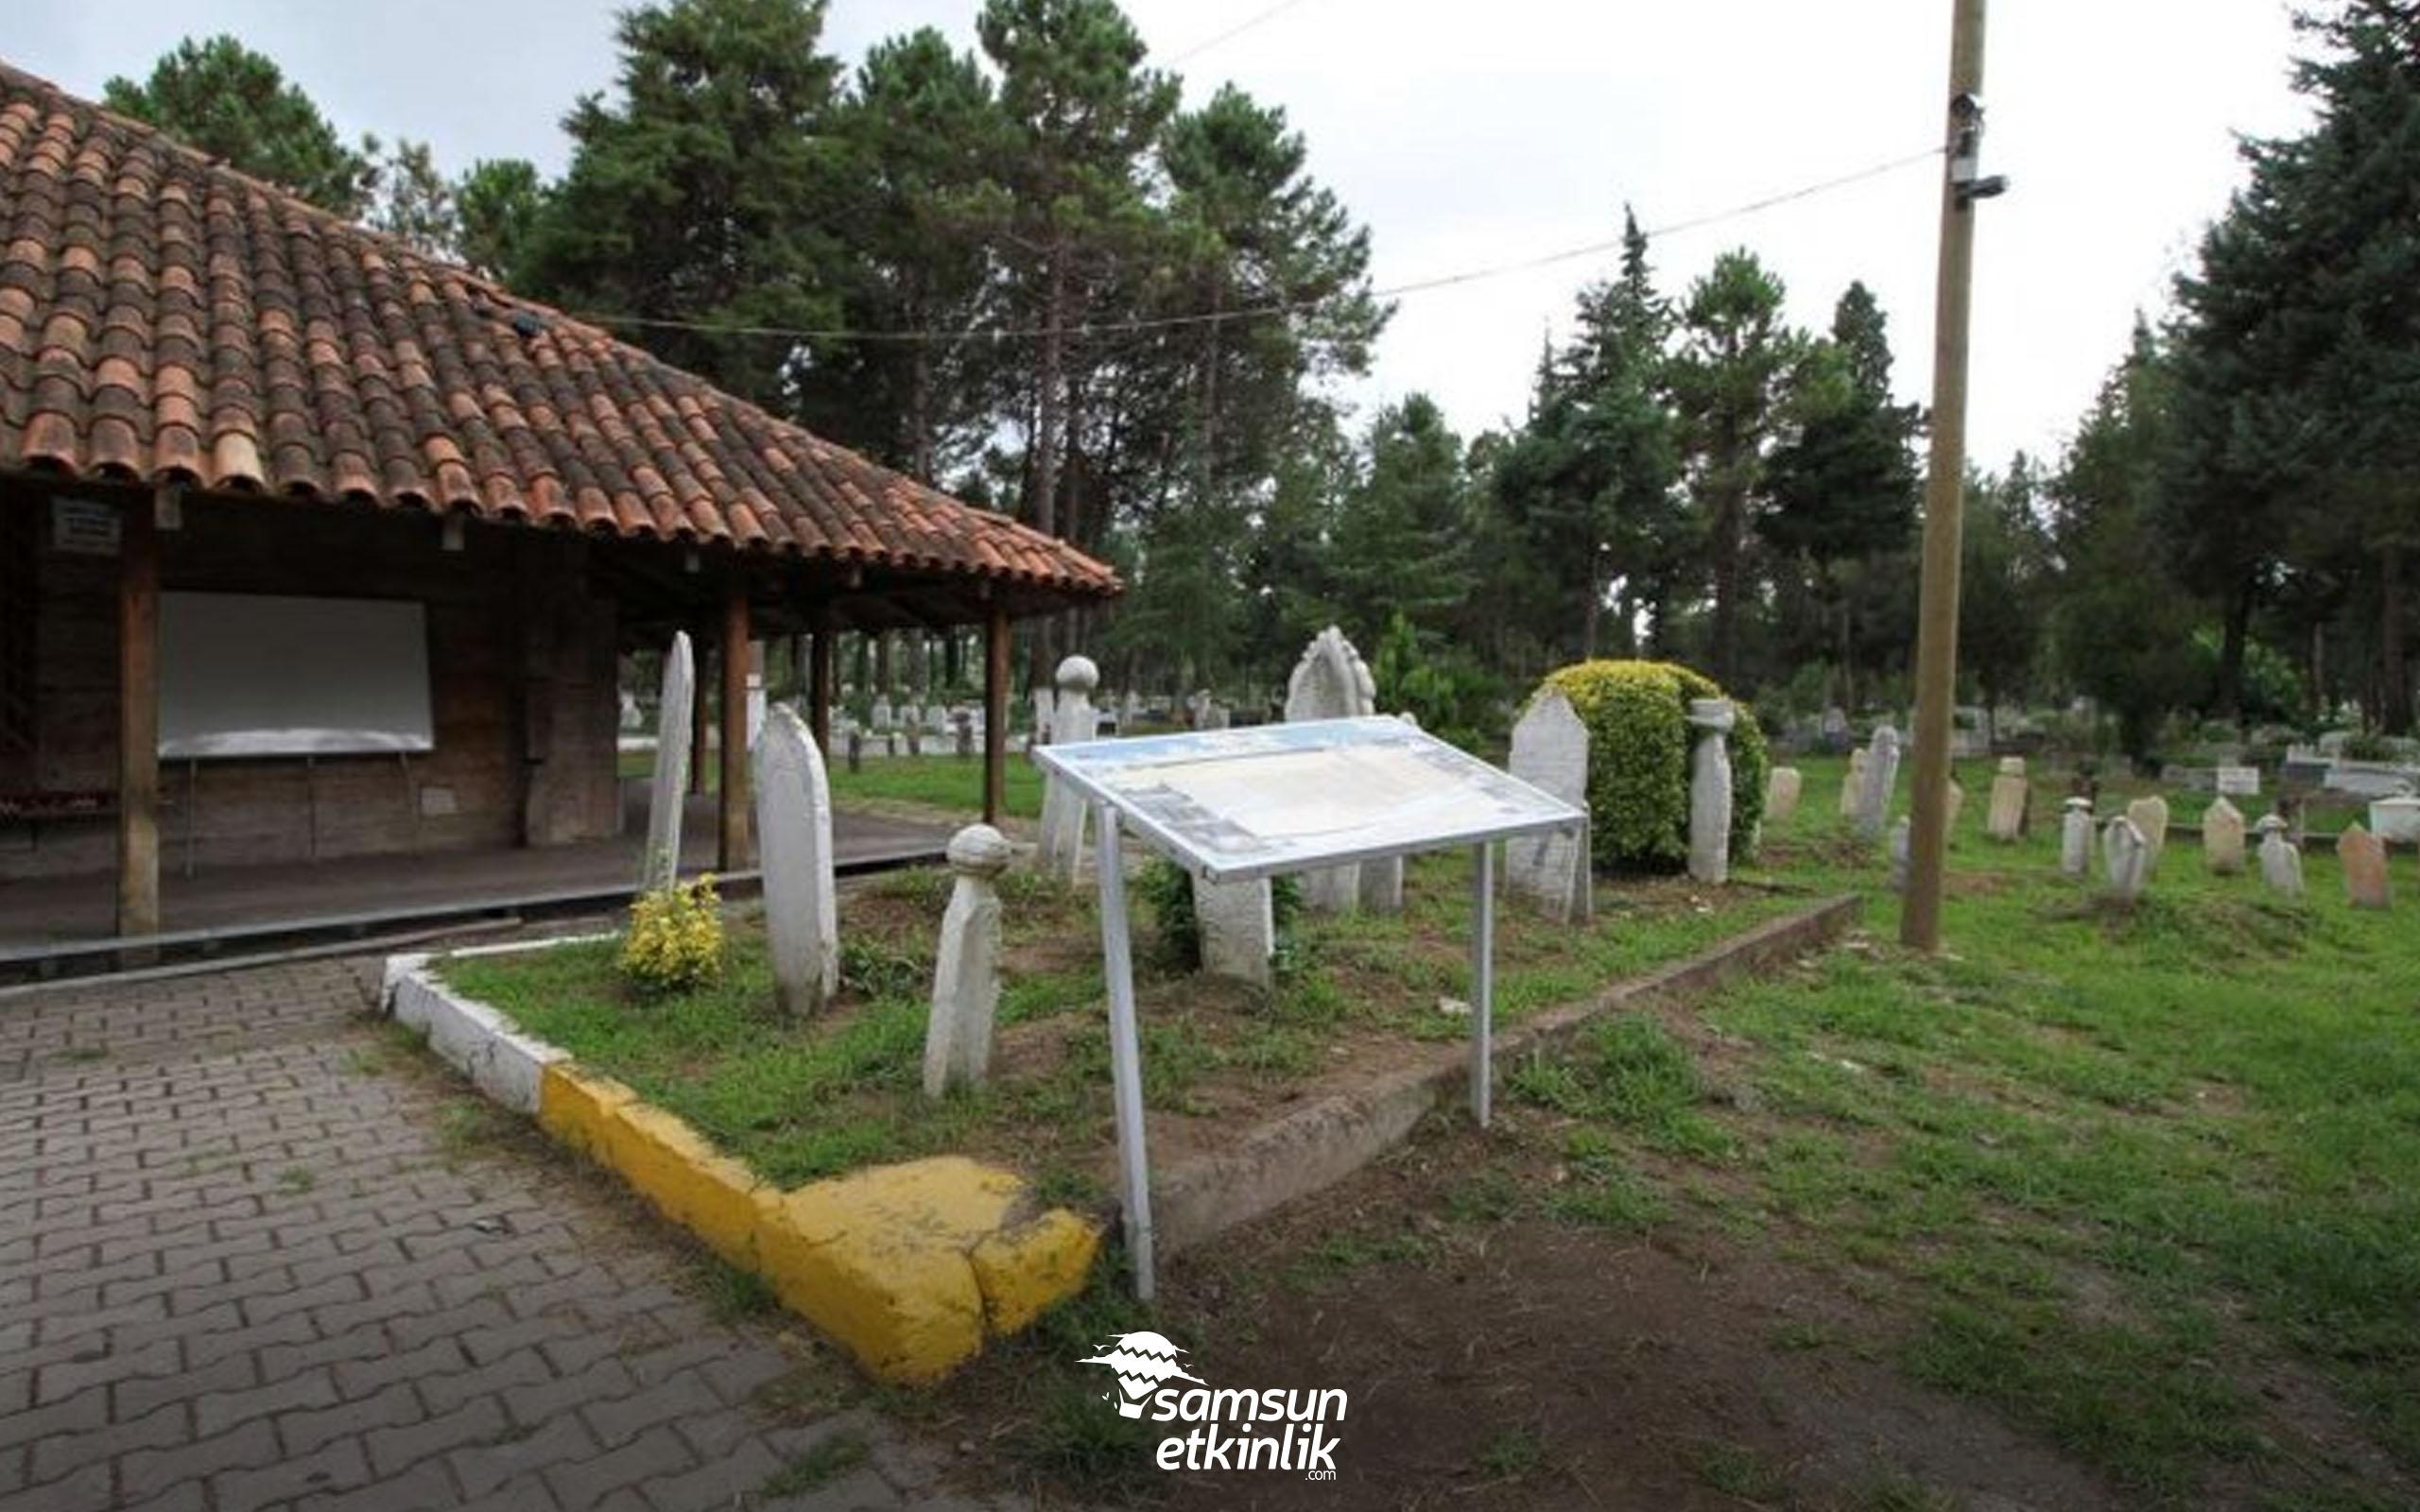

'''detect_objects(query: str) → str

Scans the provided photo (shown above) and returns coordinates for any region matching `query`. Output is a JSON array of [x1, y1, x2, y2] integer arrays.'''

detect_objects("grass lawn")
[[434, 847, 1808, 1197], [904, 753, 2419, 1510]]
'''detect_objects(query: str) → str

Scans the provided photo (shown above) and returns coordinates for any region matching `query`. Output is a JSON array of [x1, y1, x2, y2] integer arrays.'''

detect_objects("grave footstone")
[[923, 824, 1012, 1096], [2256, 815, 2305, 898], [1765, 766, 1803, 827], [1945, 778, 1966, 836], [2339, 822, 2391, 910], [2126, 796, 2170, 872], [1687, 699, 1735, 885], [1037, 657, 1101, 883], [1286, 627, 1379, 914], [640, 632, 695, 894], [1985, 756, 2029, 842], [2204, 798, 2246, 876], [754, 705, 839, 1019], [1889, 816, 1912, 892], [1505, 690, 1592, 921], [2103, 816, 2150, 903], [1856, 726, 1899, 839], [1196, 875, 1275, 989], [2060, 797, 2094, 877]]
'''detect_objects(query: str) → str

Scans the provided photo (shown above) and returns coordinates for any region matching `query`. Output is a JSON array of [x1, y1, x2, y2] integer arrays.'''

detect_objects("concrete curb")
[[380, 947, 1098, 1384], [1151, 893, 1862, 1258]]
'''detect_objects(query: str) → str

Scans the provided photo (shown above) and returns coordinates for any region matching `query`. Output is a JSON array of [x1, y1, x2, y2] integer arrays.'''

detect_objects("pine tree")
[[104, 37, 374, 215]]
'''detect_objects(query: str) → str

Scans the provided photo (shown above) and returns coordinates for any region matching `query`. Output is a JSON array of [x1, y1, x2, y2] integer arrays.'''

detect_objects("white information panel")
[[1034, 716, 1583, 882], [1037, 717, 1585, 1298], [159, 593, 435, 759]]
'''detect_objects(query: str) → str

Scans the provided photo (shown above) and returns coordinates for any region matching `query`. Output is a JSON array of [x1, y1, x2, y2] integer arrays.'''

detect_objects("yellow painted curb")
[[535, 1064, 1097, 1383]]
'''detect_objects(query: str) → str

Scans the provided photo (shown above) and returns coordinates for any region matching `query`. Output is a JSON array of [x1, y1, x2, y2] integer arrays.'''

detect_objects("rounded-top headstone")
[[2064, 796, 2092, 812], [946, 824, 1015, 878], [1686, 697, 1736, 731], [1998, 756, 2026, 776], [1054, 656, 1100, 694]]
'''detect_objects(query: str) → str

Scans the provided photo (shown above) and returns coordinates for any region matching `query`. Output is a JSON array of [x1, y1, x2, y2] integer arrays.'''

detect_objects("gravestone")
[[1124, 690, 1144, 726], [1037, 656, 1101, 883], [953, 710, 974, 761], [1822, 705, 1850, 748], [846, 727, 862, 775], [2060, 797, 2094, 877], [1889, 816, 1912, 892], [1840, 747, 1868, 819], [2256, 815, 2305, 898], [2215, 765, 2261, 798], [2339, 823, 2391, 910], [1945, 778, 1966, 836], [1030, 688, 1055, 746], [2126, 796, 2170, 872], [1686, 699, 1735, 885], [923, 824, 1013, 1096], [1195, 875, 1275, 988], [754, 706, 839, 1019], [640, 632, 695, 894], [872, 697, 894, 731], [2103, 816, 2150, 903], [2203, 798, 2246, 876], [1985, 756, 2029, 842], [619, 690, 642, 732], [1506, 690, 1592, 921], [1855, 726, 1899, 839], [1764, 766, 1803, 827], [1286, 627, 1381, 914]]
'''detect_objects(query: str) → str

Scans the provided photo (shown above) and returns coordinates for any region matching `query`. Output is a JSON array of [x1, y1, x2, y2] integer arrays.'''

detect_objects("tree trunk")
[[908, 343, 935, 484], [2384, 541, 2411, 733], [1582, 547, 1602, 660], [2216, 573, 2256, 725], [1708, 479, 1744, 685]]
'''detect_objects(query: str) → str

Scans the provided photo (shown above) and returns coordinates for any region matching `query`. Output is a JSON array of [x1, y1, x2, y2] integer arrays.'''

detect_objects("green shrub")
[[1538, 660, 1769, 873], [618, 876, 726, 997]]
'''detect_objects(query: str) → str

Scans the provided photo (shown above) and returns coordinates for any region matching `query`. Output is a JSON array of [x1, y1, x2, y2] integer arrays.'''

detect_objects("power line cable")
[[1167, 0, 1320, 63], [568, 144, 1944, 346]]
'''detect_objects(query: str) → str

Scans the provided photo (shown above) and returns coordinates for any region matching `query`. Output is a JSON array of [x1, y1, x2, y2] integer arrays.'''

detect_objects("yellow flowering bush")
[[618, 876, 725, 997]]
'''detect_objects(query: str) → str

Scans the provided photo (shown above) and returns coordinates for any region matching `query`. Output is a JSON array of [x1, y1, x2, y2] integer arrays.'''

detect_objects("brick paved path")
[[0, 954, 1021, 1512]]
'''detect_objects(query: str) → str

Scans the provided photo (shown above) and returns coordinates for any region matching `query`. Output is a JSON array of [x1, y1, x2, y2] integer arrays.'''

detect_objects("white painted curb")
[[383, 935, 606, 1116]]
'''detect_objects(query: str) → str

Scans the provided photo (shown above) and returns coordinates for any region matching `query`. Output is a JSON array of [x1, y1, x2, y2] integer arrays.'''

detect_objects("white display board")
[[160, 593, 435, 759], [1038, 716, 1586, 1299], [1034, 716, 1583, 882]]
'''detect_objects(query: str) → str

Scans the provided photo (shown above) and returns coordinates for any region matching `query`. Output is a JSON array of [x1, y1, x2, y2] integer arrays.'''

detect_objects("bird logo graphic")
[[1077, 1331, 1204, 1418]]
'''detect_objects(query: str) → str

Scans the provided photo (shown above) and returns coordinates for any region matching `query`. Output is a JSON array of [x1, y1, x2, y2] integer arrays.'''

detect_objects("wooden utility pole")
[[1903, 0, 1993, 950], [116, 492, 161, 942]]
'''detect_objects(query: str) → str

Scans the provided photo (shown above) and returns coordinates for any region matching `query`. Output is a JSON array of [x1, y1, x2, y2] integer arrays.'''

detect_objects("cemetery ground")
[[397, 753, 2420, 1508]]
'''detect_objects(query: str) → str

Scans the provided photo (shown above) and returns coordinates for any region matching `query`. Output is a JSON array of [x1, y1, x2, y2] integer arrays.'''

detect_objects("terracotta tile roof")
[[0, 62, 1118, 602]]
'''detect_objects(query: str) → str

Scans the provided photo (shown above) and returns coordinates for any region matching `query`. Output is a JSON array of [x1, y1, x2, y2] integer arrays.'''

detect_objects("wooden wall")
[[0, 490, 620, 882]]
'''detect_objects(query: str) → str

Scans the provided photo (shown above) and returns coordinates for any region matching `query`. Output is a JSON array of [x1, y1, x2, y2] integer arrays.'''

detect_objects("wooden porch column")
[[718, 578, 750, 870], [116, 494, 161, 939], [807, 602, 834, 754], [983, 603, 1010, 826], [688, 632, 713, 797]]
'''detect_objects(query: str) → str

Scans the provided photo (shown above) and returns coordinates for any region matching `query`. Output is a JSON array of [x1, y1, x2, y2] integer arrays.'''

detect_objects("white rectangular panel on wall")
[[159, 593, 435, 758]]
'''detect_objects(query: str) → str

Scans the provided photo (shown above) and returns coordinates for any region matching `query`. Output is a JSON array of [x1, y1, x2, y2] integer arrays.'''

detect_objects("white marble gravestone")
[[1945, 778, 1966, 837], [1765, 765, 1803, 827], [1195, 875, 1276, 989], [1985, 756, 2029, 842], [1037, 656, 1101, 883], [1507, 690, 1592, 921], [1686, 699, 1735, 885], [2256, 815, 2305, 898], [871, 696, 894, 730], [640, 632, 695, 894], [923, 824, 1013, 1096], [2339, 823, 2391, 910], [2203, 798, 2247, 876], [1840, 747, 1868, 819], [1856, 726, 1899, 839], [1285, 627, 1380, 914], [2060, 797, 2094, 877], [2126, 795, 2170, 872], [1889, 816, 1912, 892], [2103, 816, 2150, 902], [754, 706, 839, 1018]]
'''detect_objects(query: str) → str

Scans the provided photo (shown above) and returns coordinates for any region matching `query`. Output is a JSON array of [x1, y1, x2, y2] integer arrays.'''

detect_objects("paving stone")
[[447, 1410, 598, 1498], [211, 1435, 371, 1512], [26, 1400, 183, 1486], [277, 1380, 424, 1457], [363, 1397, 509, 1480], [544, 1424, 698, 1508]]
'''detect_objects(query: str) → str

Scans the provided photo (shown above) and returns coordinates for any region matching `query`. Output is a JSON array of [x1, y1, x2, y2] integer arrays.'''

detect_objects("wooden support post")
[[718, 578, 751, 870], [983, 604, 1010, 826], [808, 602, 834, 755], [117, 493, 161, 941], [689, 630, 713, 797]]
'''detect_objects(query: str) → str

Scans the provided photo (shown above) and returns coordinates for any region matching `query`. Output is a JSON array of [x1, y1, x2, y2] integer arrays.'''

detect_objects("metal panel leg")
[[1472, 839, 1495, 1126], [1094, 804, 1156, 1298]]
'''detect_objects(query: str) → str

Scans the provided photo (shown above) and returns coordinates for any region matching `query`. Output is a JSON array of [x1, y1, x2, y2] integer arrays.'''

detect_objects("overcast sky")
[[4, 1, 2312, 471]]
